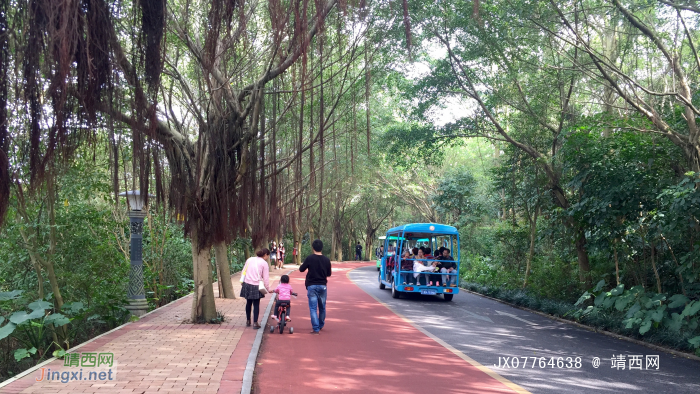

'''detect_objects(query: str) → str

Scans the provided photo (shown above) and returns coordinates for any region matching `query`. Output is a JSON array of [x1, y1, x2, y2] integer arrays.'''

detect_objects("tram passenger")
[[437, 248, 457, 287], [399, 250, 414, 284], [386, 253, 396, 282], [413, 249, 438, 285], [425, 248, 443, 285], [421, 247, 440, 285]]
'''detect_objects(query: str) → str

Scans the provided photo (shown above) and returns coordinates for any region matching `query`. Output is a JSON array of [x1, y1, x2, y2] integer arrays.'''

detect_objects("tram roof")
[[385, 223, 459, 236]]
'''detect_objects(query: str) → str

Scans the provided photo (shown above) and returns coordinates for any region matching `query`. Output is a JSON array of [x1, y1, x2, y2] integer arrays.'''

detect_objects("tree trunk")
[[46, 175, 68, 344], [335, 220, 344, 262], [215, 256, 222, 299], [613, 241, 620, 286], [44, 263, 64, 312], [191, 229, 217, 322], [574, 229, 592, 288], [32, 259, 44, 299], [214, 241, 235, 299], [252, 238, 263, 251], [330, 224, 336, 261], [365, 239, 373, 262], [291, 210, 301, 265], [17, 213, 66, 346], [17, 215, 44, 298], [661, 235, 686, 295], [650, 241, 662, 294], [293, 237, 301, 265], [522, 206, 539, 289], [336, 234, 343, 262], [601, 27, 617, 137]]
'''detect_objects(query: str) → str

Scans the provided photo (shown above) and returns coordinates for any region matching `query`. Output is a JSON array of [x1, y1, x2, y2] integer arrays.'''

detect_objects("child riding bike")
[[271, 275, 295, 322]]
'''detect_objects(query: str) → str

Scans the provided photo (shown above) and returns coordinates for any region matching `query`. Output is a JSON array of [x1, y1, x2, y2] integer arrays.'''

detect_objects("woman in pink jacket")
[[240, 249, 271, 329]]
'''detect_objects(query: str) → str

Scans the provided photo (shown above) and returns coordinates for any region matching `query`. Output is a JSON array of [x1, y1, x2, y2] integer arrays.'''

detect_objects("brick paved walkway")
[[1, 266, 289, 394]]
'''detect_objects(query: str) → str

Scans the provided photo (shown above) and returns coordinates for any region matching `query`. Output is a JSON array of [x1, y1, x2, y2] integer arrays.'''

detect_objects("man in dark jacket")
[[299, 239, 332, 334], [436, 248, 457, 286], [355, 242, 363, 261]]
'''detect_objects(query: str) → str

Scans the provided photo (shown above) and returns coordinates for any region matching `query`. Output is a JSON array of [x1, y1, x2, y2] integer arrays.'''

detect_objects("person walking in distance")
[[277, 243, 285, 269], [299, 239, 332, 334], [355, 242, 363, 261], [270, 242, 278, 269]]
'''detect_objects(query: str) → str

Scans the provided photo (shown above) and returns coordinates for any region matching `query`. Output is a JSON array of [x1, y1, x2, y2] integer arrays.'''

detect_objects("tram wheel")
[[391, 283, 400, 299]]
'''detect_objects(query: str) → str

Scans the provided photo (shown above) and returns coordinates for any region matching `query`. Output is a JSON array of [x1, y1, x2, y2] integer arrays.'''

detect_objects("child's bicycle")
[[270, 292, 297, 334]]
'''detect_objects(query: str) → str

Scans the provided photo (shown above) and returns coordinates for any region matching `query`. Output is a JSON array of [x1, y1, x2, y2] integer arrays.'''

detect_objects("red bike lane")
[[253, 263, 528, 394]]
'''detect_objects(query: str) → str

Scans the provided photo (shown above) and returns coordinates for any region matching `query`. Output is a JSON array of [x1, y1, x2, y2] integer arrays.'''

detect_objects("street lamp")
[[118, 190, 153, 317]]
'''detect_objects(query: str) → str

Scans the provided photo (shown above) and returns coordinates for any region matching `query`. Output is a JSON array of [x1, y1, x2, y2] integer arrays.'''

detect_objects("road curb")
[[459, 287, 700, 362], [241, 268, 295, 394], [240, 292, 275, 394]]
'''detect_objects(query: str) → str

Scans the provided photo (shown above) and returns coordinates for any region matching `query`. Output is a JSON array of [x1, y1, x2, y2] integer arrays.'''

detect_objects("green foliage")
[[214, 310, 226, 324], [52, 347, 68, 359], [433, 169, 480, 227], [462, 282, 577, 318], [563, 129, 678, 234], [454, 126, 700, 355], [0, 290, 23, 301], [9, 309, 46, 325], [0, 320, 15, 340], [460, 205, 581, 297], [0, 294, 76, 367], [380, 123, 447, 168], [142, 218, 196, 307], [386, 0, 700, 357], [0, 152, 196, 381], [14, 347, 36, 362], [574, 282, 700, 351]]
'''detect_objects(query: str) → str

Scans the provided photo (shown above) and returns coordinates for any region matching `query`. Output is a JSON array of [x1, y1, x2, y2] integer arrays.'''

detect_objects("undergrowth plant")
[[575, 280, 700, 355]]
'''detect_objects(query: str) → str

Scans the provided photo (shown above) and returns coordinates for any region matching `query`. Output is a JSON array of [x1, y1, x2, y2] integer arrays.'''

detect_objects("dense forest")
[[1, 0, 699, 382]]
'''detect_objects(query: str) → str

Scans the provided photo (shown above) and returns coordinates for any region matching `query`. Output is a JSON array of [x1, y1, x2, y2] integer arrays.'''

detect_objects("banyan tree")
[[0, 0, 356, 322]]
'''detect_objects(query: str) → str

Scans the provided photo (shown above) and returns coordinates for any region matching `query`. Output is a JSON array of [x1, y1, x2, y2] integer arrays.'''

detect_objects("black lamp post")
[[118, 190, 152, 317]]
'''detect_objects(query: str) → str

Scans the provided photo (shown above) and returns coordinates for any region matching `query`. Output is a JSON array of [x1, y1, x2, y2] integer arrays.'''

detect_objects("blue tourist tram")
[[378, 223, 460, 301]]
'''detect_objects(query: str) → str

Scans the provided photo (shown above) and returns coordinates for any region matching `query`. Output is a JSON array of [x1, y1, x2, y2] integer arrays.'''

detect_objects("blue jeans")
[[307, 285, 327, 332]]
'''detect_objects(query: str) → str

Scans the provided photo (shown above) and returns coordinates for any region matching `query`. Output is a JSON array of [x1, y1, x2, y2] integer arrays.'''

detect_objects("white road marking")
[[495, 310, 538, 325], [465, 310, 494, 323]]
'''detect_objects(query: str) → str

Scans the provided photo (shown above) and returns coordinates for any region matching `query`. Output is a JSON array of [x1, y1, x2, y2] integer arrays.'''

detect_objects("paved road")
[[350, 265, 700, 394]]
